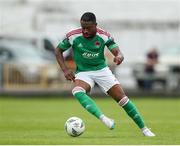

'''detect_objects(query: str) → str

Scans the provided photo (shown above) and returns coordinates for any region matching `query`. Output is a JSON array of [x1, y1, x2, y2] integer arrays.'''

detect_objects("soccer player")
[[55, 12, 155, 137]]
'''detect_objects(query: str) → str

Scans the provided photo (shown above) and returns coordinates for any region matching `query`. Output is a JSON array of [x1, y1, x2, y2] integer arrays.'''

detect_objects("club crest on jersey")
[[95, 41, 100, 46], [82, 52, 99, 59]]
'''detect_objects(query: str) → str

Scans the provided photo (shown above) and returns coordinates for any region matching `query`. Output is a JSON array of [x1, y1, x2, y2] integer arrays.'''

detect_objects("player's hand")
[[113, 55, 124, 65], [63, 69, 75, 82]]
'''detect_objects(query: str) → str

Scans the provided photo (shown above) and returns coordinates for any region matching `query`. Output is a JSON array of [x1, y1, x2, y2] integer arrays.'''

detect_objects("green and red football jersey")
[[57, 27, 118, 72]]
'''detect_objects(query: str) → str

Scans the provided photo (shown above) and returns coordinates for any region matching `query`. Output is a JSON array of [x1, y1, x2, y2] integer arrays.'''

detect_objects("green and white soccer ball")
[[65, 117, 85, 137]]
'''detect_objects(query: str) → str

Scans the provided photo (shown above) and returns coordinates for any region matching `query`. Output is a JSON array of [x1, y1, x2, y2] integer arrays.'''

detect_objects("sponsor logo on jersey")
[[82, 52, 99, 59]]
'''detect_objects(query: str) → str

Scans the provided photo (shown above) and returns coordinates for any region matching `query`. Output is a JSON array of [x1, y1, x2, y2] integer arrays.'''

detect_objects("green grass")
[[0, 96, 180, 145]]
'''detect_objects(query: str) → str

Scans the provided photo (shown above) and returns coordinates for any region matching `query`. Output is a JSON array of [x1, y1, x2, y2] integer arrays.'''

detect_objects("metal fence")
[[0, 62, 180, 96], [0, 63, 72, 92]]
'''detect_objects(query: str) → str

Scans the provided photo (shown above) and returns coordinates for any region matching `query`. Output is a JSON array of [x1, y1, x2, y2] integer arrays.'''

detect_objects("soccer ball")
[[65, 117, 85, 137]]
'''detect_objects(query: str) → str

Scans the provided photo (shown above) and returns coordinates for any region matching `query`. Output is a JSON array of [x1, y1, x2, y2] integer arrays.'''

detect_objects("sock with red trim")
[[72, 87, 103, 119], [119, 96, 145, 129]]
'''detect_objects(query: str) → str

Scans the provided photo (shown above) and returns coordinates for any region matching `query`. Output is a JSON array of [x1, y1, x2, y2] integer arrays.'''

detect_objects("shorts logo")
[[82, 52, 99, 59]]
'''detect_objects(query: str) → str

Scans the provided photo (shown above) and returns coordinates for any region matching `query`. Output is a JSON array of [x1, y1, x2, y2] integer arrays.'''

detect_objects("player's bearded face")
[[81, 21, 97, 39]]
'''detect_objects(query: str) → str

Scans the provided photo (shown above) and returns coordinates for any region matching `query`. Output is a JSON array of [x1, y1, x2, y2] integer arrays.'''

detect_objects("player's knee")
[[72, 86, 86, 96]]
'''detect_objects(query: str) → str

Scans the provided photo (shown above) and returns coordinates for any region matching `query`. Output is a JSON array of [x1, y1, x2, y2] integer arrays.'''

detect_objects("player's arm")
[[55, 37, 75, 82], [111, 47, 124, 65], [106, 39, 124, 65]]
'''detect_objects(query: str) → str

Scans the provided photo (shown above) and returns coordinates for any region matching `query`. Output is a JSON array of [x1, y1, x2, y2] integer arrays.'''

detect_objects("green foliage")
[[0, 97, 180, 144]]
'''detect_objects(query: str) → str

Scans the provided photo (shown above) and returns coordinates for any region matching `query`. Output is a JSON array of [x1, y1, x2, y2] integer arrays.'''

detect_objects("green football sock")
[[74, 92, 103, 119], [121, 99, 145, 129]]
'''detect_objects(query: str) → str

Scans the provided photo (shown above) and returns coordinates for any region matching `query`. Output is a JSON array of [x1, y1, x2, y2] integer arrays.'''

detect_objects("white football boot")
[[142, 127, 155, 137], [100, 115, 115, 130]]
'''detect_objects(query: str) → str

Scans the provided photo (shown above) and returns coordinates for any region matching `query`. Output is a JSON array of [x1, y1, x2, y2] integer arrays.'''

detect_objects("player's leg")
[[94, 67, 155, 136], [72, 79, 102, 118], [107, 84, 145, 128], [107, 84, 155, 136], [72, 75, 114, 129]]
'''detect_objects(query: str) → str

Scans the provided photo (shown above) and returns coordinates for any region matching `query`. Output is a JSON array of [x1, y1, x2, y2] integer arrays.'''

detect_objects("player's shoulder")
[[66, 28, 82, 38], [96, 27, 111, 37]]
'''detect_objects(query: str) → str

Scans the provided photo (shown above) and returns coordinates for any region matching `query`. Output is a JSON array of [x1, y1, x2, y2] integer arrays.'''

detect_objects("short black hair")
[[80, 12, 96, 23]]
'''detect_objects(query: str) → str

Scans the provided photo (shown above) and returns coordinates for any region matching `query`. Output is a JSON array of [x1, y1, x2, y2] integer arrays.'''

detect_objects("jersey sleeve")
[[57, 35, 71, 51], [105, 36, 119, 51]]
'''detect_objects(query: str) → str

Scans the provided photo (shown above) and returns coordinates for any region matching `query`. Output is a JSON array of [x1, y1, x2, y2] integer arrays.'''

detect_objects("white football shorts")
[[75, 67, 120, 93]]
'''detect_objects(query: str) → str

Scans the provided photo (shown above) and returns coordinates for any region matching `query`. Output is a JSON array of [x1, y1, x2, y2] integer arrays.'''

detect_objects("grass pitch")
[[0, 96, 180, 145]]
